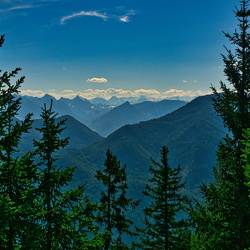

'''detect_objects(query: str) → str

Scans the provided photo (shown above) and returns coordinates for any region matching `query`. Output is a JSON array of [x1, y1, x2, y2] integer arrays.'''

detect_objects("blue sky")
[[0, 0, 240, 100]]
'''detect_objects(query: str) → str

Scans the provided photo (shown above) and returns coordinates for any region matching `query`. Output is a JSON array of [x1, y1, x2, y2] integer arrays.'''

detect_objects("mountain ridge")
[[58, 94, 227, 200], [90, 101, 148, 137], [20, 114, 104, 149], [16, 94, 186, 134]]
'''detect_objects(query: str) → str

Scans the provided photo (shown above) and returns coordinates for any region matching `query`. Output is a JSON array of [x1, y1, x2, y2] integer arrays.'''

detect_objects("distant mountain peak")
[[42, 93, 56, 100], [109, 96, 119, 101], [90, 97, 110, 106], [73, 95, 87, 102], [121, 101, 131, 106], [39, 94, 57, 105], [90, 101, 146, 137]]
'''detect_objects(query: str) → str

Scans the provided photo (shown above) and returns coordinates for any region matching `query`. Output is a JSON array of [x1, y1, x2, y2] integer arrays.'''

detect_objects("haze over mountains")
[[17, 94, 186, 137]]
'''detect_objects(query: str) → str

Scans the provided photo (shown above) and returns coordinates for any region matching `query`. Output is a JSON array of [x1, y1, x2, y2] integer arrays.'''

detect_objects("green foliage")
[[0, 36, 104, 248], [193, 1, 250, 248], [242, 128, 250, 193], [211, 0, 250, 140], [136, 146, 191, 250], [0, 35, 39, 248], [33, 102, 100, 249], [95, 149, 139, 249], [191, 137, 249, 249]]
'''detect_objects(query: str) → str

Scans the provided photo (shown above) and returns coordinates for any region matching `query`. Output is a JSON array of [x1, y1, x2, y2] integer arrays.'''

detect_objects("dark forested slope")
[[21, 115, 103, 149], [133, 99, 187, 120], [61, 94, 227, 198]]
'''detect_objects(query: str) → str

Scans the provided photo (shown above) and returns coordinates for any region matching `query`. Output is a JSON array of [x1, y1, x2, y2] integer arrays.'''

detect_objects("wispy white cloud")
[[182, 80, 198, 83], [60, 8, 136, 25], [60, 11, 109, 24], [0, 0, 59, 14], [119, 16, 129, 23], [0, 4, 35, 12], [86, 77, 108, 83], [119, 9, 135, 22], [9, 4, 34, 10]]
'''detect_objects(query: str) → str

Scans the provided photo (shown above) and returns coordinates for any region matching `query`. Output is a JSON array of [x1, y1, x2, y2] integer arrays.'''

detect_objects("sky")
[[0, 0, 240, 100]]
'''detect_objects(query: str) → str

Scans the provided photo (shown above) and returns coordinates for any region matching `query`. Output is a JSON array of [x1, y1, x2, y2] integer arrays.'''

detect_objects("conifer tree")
[[95, 149, 138, 249], [192, 137, 243, 248], [0, 35, 103, 248], [242, 128, 250, 193], [0, 34, 39, 248], [33, 102, 101, 249], [192, 1, 250, 248], [135, 146, 190, 250]]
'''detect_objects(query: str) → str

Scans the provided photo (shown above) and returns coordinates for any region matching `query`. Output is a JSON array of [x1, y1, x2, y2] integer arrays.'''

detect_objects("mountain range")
[[17, 94, 186, 137], [18, 93, 228, 206], [17, 93, 228, 234], [47, 94, 227, 202]]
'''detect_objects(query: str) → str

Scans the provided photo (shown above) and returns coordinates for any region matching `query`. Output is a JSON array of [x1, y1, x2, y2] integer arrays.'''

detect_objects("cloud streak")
[[0, 4, 35, 12], [119, 16, 129, 23], [60, 8, 135, 24], [60, 10, 109, 24], [0, 0, 60, 14], [119, 9, 135, 23], [9, 5, 34, 10]]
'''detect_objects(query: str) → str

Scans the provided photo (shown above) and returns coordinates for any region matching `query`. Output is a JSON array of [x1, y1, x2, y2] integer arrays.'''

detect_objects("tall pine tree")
[[0, 34, 39, 248], [33, 101, 101, 249], [192, 1, 250, 248], [95, 149, 138, 250], [0, 34, 103, 249], [136, 146, 190, 250], [242, 128, 250, 194]]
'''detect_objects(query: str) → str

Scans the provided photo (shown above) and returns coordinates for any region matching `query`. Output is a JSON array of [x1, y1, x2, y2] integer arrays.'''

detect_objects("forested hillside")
[[20, 114, 104, 149], [59, 94, 227, 198]]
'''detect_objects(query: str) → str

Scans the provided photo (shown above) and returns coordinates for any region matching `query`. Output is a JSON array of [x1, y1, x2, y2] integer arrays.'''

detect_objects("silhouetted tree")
[[95, 149, 139, 249], [193, 1, 250, 248], [33, 102, 102, 249], [0, 34, 40, 248], [0, 34, 104, 249], [242, 128, 250, 193], [136, 146, 190, 250]]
